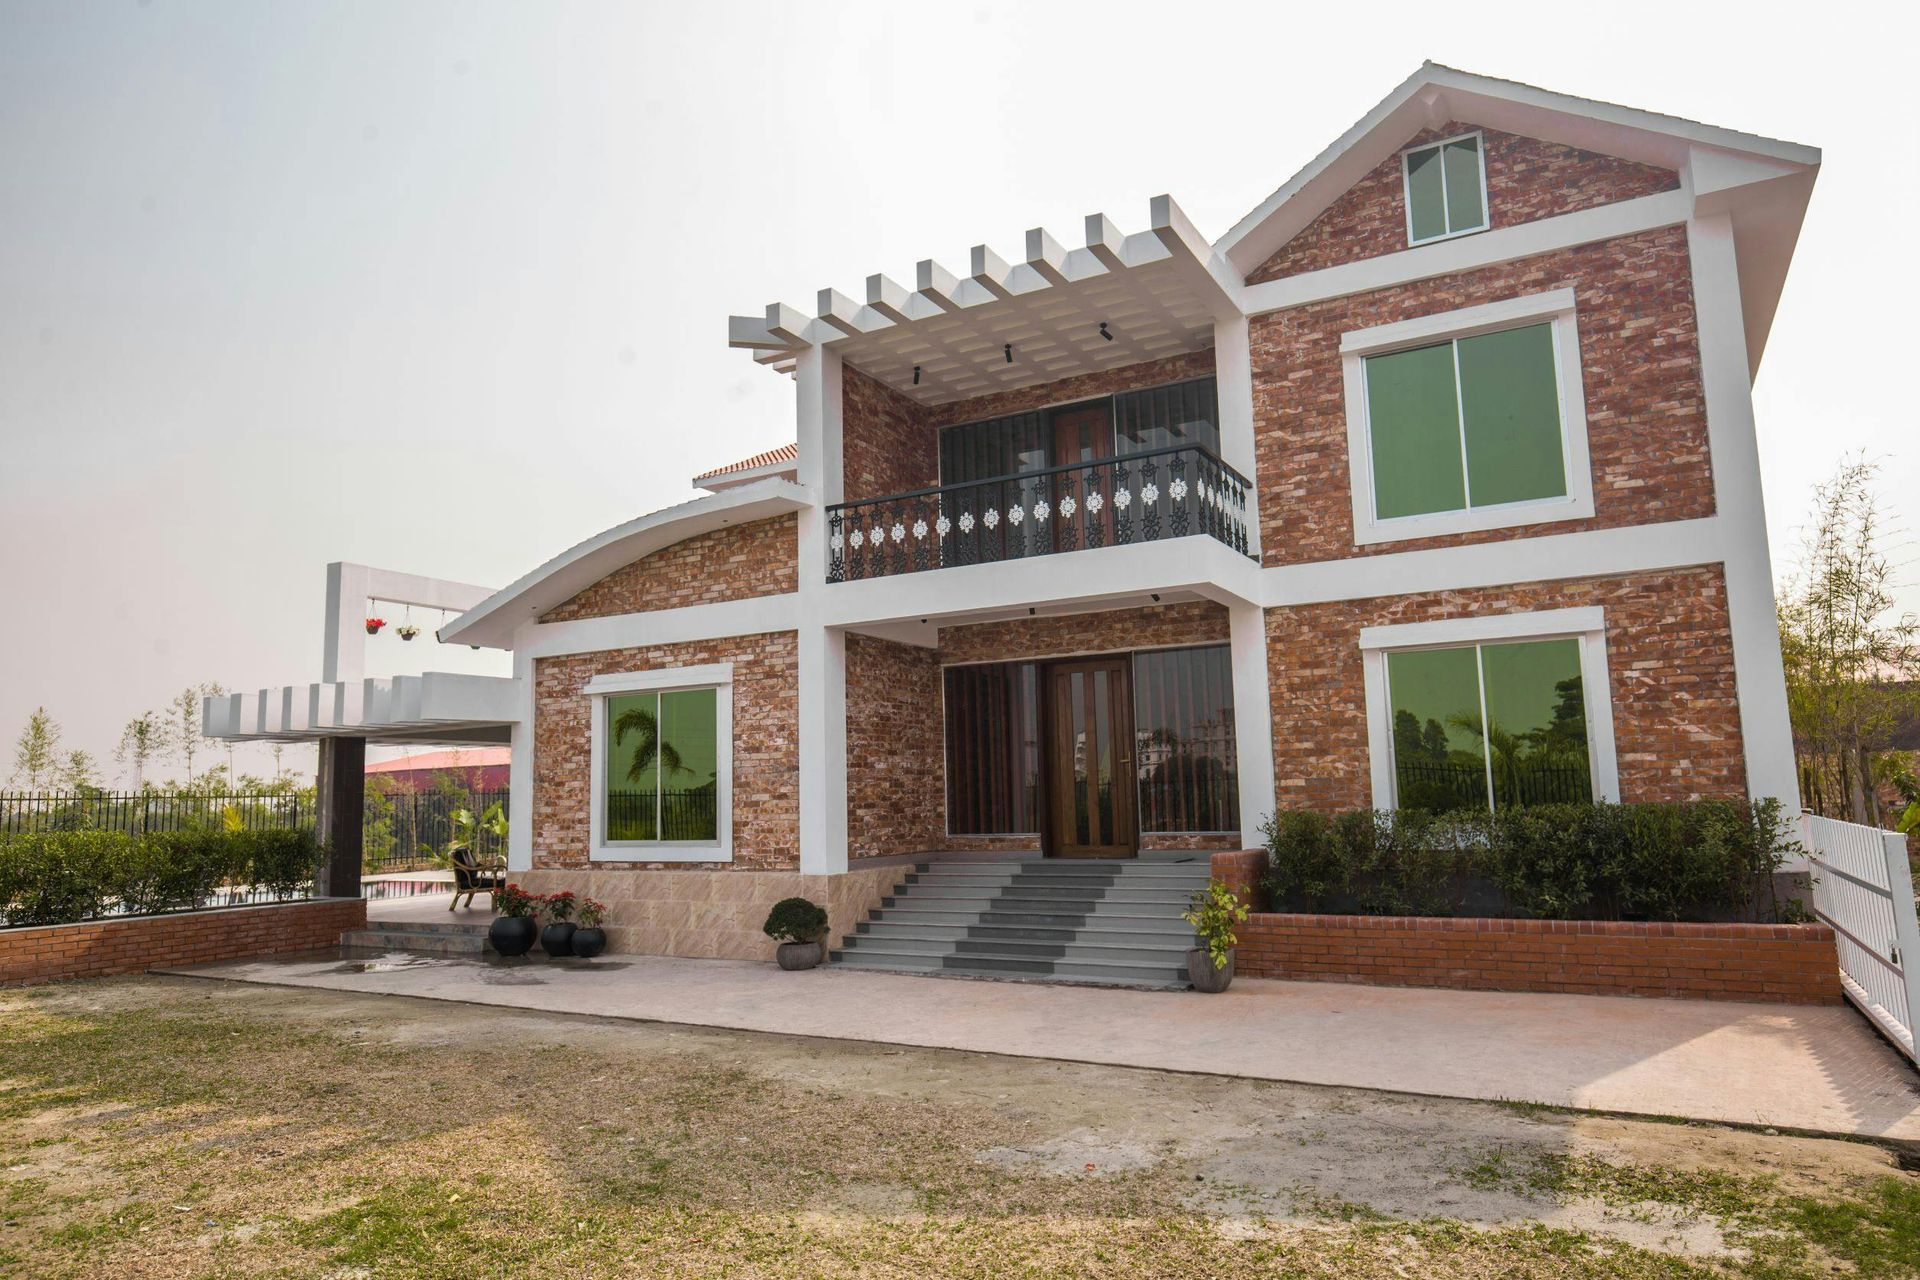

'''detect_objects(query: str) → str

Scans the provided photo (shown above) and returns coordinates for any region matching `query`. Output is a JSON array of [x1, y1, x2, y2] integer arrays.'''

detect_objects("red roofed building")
[[364, 748, 510, 794]]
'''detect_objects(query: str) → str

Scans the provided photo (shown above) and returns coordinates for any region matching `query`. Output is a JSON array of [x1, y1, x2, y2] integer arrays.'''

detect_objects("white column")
[[322, 562, 371, 684], [1212, 315, 1261, 559], [797, 623, 848, 875], [506, 647, 535, 872], [1686, 212, 1800, 811], [1228, 601, 1276, 848]]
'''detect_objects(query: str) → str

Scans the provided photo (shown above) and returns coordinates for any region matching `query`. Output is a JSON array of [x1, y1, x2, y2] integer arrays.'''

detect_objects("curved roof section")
[[439, 477, 810, 649]]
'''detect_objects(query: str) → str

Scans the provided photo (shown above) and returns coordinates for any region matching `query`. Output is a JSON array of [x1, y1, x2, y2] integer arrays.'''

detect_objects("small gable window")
[[1402, 132, 1488, 244]]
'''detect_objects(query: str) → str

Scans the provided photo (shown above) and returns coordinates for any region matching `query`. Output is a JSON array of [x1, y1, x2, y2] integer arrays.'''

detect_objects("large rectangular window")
[[1403, 132, 1487, 245], [1364, 322, 1566, 521], [1132, 645, 1238, 833], [603, 688, 720, 842], [1386, 638, 1593, 814], [944, 663, 1042, 835], [1113, 377, 1219, 457], [937, 376, 1220, 485]]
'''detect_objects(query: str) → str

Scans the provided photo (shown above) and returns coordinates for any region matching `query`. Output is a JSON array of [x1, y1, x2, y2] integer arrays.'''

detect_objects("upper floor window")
[[1402, 132, 1488, 245], [1340, 289, 1593, 545]]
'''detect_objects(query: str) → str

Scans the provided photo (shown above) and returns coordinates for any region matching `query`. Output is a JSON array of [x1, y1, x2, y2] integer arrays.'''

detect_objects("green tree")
[[117, 711, 163, 790], [1778, 458, 1920, 824], [9, 707, 62, 791], [58, 749, 101, 793], [165, 682, 228, 785]]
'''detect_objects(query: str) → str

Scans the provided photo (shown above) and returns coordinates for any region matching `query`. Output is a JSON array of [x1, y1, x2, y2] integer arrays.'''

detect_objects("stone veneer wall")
[[515, 864, 909, 962], [845, 633, 945, 860], [540, 515, 797, 623], [1251, 226, 1712, 567], [1264, 565, 1747, 813], [1, 898, 367, 986], [1249, 122, 1679, 283], [531, 632, 799, 871]]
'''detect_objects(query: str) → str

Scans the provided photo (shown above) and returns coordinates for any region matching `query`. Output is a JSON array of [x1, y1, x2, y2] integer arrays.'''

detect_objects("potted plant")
[[539, 890, 578, 957], [396, 623, 420, 641], [364, 616, 386, 635], [489, 882, 539, 957], [1182, 880, 1249, 993], [572, 897, 608, 959], [763, 897, 828, 970]]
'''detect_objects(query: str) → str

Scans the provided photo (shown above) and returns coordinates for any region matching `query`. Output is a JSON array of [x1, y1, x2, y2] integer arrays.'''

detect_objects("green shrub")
[[762, 897, 828, 944], [1260, 797, 1797, 923], [0, 827, 323, 928]]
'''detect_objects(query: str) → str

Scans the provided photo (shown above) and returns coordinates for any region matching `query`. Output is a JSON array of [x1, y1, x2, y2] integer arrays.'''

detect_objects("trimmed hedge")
[[1262, 798, 1802, 923], [0, 828, 322, 928]]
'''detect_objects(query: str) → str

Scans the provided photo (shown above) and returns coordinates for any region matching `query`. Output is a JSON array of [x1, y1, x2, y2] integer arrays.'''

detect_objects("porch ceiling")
[[203, 672, 516, 746], [730, 197, 1240, 406]]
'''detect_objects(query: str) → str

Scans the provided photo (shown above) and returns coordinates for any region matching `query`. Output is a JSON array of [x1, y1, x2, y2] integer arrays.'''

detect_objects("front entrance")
[[1045, 659, 1138, 858]]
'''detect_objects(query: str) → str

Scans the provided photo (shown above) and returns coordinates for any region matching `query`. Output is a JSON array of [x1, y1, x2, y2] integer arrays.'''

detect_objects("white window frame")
[[586, 663, 733, 863], [1400, 129, 1490, 246], [1340, 287, 1593, 547], [1359, 607, 1619, 812]]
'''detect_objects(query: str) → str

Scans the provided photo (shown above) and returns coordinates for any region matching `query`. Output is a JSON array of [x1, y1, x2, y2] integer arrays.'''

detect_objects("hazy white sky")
[[2, 0, 1912, 785]]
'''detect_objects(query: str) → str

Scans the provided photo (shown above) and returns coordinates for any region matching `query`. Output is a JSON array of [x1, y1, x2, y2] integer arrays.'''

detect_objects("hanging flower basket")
[[364, 616, 386, 635], [397, 624, 420, 641]]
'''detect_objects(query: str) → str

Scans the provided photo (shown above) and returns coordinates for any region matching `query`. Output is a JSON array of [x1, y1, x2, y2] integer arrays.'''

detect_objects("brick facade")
[[846, 633, 945, 859], [1265, 565, 1747, 813], [540, 514, 797, 623], [1251, 226, 1712, 567], [1231, 913, 1840, 1004], [0, 898, 367, 986], [1248, 122, 1679, 283], [531, 632, 799, 871], [937, 600, 1229, 666]]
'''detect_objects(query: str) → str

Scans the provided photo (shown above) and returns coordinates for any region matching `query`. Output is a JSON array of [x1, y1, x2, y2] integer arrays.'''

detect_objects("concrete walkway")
[[165, 948, 1920, 1142]]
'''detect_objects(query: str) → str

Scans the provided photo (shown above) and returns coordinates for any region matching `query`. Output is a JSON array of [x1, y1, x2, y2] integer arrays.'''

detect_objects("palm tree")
[[613, 704, 685, 784]]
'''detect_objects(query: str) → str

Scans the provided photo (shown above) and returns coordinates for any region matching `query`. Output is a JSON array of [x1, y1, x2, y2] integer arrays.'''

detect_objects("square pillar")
[[797, 625, 848, 875], [1228, 602, 1277, 848], [314, 736, 366, 898]]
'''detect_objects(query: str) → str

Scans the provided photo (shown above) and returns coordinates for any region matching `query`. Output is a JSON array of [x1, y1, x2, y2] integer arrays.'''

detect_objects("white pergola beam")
[[916, 258, 963, 312], [865, 272, 912, 324], [727, 314, 788, 350], [764, 302, 811, 348], [1085, 212, 1126, 271], [970, 244, 1012, 299], [1025, 227, 1068, 285]]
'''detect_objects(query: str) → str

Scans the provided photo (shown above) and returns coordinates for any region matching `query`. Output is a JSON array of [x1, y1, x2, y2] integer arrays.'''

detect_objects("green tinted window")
[[1442, 137, 1485, 233], [1386, 647, 1487, 814], [1404, 134, 1488, 244], [1388, 638, 1593, 813], [1364, 343, 1464, 519], [1480, 639, 1591, 809], [1364, 322, 1566, 522], [1457, 324, 1565, 506], [604, 687, 719, 843]]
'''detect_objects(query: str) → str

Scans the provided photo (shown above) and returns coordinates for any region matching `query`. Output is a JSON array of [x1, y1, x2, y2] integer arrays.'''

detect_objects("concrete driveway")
[[165, 948, 1920, 1142]]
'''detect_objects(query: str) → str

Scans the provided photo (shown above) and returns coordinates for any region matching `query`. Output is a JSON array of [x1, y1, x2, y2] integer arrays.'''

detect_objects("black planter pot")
[[540, 921, 577, 957], [1187, 947, 1234, 993], [776, 940, 823, 971], [488, 915, 537, 958], [571, 926, 607, 959]]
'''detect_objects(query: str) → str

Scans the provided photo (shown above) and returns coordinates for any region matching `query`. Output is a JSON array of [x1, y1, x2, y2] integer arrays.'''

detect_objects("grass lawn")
[[0, 976, 1915, 1278]]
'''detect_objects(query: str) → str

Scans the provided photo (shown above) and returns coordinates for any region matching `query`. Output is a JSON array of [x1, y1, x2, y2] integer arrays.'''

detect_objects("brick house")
[[207, 65, 1822, 979]]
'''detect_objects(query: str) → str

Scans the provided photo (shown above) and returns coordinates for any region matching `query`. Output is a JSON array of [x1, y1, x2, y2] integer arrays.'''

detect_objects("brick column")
[[314, 736, 366, 898], [1209, 848, 1267, 912]]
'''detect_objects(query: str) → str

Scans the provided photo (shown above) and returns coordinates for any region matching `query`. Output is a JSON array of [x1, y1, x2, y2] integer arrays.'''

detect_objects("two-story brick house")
[[215, 65, 1819, 978]]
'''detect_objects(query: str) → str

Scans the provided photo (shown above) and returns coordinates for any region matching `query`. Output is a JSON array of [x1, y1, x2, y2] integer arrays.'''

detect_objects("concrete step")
[[842, 933, 1189, 966], [831, 946, 1188, 987], [857, 918, 1194, 944], [341, 928, 488, 958]]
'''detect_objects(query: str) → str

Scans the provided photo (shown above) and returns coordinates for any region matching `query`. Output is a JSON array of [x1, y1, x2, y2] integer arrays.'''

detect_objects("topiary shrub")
[[0, 827, 323, 928], [762, 897, 828, 944]]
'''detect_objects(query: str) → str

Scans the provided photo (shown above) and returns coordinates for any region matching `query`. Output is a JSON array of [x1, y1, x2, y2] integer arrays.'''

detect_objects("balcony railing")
[[826, 444, 1252, 582]]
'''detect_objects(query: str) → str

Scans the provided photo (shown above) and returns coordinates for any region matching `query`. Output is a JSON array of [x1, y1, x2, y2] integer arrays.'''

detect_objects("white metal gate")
[[1804, 813, 1920, 1063]]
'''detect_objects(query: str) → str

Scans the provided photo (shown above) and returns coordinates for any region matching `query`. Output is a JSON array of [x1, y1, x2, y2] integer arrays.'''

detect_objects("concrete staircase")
[[341, 917, 492, 959], [832, 855, 1209, 988]]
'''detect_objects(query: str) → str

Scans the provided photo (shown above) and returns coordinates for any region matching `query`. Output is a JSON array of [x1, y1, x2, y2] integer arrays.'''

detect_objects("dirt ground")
[[1, 975, 1915, 1278]]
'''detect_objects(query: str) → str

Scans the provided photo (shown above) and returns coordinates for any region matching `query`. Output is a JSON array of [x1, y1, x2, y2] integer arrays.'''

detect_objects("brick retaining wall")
[[1207, 850, 1839, 1004], [0, 897, 367, 986]]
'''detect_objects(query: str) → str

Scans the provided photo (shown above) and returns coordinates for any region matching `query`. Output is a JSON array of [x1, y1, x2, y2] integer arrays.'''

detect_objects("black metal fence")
[[0, 791, 313, 836], [364, 788, 510, 874], [1395, 759, 1593, 812], [826, 444, 1254, 582], [606, 788, 718, 843]]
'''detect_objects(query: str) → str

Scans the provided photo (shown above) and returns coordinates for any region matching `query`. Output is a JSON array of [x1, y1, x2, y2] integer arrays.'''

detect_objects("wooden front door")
[[1045, 659, 1138, 857]]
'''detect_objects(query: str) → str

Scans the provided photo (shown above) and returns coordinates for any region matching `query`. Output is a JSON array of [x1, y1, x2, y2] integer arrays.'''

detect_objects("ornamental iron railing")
[[826, 444, 1252, 583]]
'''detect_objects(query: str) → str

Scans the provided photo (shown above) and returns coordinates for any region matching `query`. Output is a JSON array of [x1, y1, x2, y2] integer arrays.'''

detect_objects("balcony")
[[826, 444, 1252, 583]]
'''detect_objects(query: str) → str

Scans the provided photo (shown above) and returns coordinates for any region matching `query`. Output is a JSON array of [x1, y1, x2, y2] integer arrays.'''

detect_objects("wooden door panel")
[[1045, 659, 1137, 858]]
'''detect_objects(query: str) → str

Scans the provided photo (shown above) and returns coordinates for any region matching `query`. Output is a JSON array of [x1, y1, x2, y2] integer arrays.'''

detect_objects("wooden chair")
[[447, 842, 506, 910]]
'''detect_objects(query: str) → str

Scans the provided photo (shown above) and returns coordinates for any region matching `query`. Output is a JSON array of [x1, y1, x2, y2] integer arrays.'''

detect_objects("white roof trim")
[[202, 672, 517, 745], [438, 478, 811, 649], [1215, 61, 1819, 277]]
